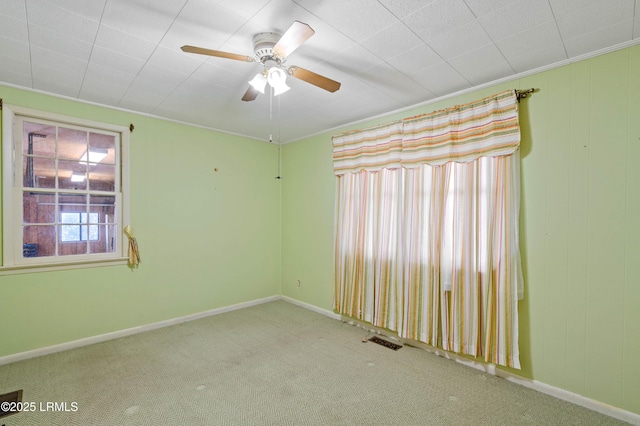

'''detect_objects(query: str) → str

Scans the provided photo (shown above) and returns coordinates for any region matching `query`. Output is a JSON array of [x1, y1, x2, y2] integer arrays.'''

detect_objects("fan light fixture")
[[267, 67, 290, 95], [79, 148, 108, 164], [248, 72, 268, 94], [248, 67, 290, 96]]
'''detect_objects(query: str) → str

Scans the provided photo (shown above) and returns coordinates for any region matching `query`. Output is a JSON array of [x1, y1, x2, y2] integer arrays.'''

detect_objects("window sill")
[[0, 257, 129, 276]]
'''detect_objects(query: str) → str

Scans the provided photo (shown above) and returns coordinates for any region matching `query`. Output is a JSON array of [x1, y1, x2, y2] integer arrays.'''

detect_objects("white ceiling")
[[1, 0, 639, 143]]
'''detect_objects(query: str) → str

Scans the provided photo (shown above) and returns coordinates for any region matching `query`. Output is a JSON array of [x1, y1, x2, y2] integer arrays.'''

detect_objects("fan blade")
[[289, 66, 341, 93], [272, 21, 315, 59], [181, 45, 255, 62], [241, 86, 260, 102]]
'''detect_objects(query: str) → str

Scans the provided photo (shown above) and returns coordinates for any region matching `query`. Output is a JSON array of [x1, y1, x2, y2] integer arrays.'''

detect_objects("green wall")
[[0, 85, 281, 357], [281, 45, 640, 415]]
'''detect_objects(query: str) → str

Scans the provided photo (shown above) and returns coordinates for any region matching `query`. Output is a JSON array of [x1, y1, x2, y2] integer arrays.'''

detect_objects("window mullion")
[[55, 192, 60, 256], [55, 126, 60, 257]]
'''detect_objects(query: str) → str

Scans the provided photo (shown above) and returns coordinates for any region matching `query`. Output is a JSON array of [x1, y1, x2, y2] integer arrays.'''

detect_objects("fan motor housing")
[[252, 32, 281, 62]]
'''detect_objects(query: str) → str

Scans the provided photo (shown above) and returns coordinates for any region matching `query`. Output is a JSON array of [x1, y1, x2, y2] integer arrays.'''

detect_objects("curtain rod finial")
[[515, 88, 536, 102]]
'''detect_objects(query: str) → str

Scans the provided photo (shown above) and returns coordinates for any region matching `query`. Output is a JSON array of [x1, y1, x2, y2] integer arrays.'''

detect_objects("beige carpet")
[[0, 300, 629, 425]]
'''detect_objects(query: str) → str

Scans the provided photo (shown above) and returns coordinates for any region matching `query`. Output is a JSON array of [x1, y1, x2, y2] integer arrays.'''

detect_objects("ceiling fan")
[[181, 21, 341, 102]]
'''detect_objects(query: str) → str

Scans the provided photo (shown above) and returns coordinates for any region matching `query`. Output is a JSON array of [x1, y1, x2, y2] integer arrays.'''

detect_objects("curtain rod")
[[515, 88, 536, 102]]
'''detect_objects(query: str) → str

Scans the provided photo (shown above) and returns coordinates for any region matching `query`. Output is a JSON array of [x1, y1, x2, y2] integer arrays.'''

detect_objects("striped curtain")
[[333, 121, 404, 332], [333, 90, 523, 369], [399, 154, 523, 368], [334, 169, 402, 331]]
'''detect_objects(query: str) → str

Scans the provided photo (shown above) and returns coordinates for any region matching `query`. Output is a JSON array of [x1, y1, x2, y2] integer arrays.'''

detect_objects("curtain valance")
[[332, 90, 520, 174], [332, 121, 403, 175]]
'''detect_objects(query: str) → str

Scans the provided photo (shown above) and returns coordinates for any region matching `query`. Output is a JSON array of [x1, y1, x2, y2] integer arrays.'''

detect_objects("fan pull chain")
[[269, 85, 273, 143], [276, 95, 282, 179]]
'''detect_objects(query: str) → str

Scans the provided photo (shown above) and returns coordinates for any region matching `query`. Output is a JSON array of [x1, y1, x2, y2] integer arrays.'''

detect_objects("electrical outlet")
[[296, 280, 301, 287]]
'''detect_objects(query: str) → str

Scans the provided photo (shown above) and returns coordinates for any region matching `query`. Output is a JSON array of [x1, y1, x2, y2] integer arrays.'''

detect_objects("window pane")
[[23, 157, 55, 188], [59, 159, 88, 190], [90, 195, 116, 222], [89, 164, 116, 191], [23, 225, 55, 257], [90, 224, 116, 254], [59, 193, 87, 210], [58, 127, 87, 161], [22, 122, 55, 157], [59, 194, 86, 244], [58, 224, 88, 255], [89, 133, 116, 165], [23, 192, 55, 224]]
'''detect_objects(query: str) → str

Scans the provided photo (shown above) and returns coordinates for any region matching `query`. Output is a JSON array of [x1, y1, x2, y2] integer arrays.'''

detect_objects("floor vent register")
[[368, 335, 403, 351]]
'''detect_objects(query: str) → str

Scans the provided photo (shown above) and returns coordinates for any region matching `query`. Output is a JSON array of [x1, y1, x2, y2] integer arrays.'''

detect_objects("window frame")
[[1, 104, 130, 273]]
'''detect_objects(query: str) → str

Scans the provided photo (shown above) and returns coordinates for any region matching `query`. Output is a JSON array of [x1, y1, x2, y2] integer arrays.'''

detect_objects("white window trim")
[[1, 104, 130, 273]]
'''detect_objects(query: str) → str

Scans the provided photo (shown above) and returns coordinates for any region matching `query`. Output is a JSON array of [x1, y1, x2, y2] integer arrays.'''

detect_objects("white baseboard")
[[451, 352, 640, 425], [279, 295, 341, 320], [0, 295, 280, 366], [495, 370, 640, 425], [284, 297, 640, 426]]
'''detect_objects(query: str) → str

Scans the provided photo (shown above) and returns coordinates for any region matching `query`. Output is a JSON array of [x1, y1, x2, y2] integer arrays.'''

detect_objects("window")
[[60, 212, 100, 242], [2, 105, 130, 270]]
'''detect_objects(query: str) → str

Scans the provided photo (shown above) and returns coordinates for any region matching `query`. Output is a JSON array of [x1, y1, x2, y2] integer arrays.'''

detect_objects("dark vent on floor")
[[369, 335, 402, 351], [0, 389, 23, 419]]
